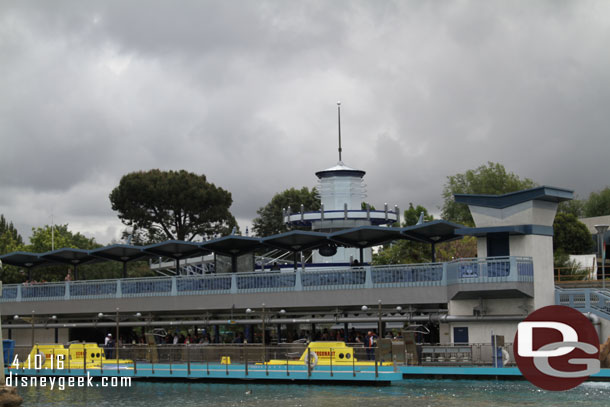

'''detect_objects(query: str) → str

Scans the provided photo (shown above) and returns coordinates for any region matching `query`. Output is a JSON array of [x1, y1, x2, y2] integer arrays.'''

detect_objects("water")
[[16, 379, 610, 407]]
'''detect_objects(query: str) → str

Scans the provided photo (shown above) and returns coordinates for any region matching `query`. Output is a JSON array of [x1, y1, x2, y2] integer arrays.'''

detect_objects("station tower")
[[283, 103, 399, 264]]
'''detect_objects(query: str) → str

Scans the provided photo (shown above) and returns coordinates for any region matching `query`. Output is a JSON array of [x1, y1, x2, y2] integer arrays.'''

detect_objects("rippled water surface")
[[16, 379, 610, 407]]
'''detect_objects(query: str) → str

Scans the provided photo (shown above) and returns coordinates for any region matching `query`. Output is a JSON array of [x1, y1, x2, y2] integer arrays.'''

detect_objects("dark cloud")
[[1, 0, 609, 244]]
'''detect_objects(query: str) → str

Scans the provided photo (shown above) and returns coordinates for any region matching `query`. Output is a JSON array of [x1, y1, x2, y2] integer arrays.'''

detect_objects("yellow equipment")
[[23, 343, 133, 369]]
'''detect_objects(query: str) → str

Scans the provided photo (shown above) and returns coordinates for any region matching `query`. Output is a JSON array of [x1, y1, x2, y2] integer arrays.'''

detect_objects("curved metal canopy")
[[142, 240, 209, 259], [0, 251, 55, 268], [40, 248, 100, 265], [329, 226, 406, 248], [201, 235, 264, 257], [90, 244, 149, 262], [261, 230, 329, 252], [401, 220, 464, 244]]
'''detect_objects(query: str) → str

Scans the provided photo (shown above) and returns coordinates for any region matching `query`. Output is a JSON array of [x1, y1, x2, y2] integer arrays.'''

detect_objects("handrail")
[[0, 256, 533, 303], [555, 287, 610, 319]]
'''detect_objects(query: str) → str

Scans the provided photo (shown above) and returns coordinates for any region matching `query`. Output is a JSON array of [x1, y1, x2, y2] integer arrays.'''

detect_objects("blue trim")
[[456, 225, 554, 237], [454, 186, 573, 209], [315, 169, 366, 178]]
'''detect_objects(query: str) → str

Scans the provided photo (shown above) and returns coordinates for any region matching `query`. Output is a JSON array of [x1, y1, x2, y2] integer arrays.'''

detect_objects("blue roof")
[[454, 186, 573, 209]]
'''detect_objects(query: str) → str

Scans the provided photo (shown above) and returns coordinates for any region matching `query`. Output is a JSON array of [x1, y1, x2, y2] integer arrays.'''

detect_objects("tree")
[[373, 203, 434, 265], [0, 215, 26, 283], [557, 199, 584, 218], [252, 187, 320, 237], [109, 169, 237, 242], [441, 162, 536, 226], [0, 214, 23, 251], [553, 212, 594, 256], [583, 187, 610, 217], [28, 224, 99, 253]]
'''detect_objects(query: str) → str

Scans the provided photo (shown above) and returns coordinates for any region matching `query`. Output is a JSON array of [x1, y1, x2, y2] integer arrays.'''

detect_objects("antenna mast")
[[337, 101, 342, 162]]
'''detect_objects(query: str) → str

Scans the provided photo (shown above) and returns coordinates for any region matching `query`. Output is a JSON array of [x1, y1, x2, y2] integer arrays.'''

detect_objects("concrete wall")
[[448, 298, 532, 316], [510, 234, 555, 309], [448, 321, 517, 345], [600, 317, 610, 343], [2, 327, 69, 348], [470, 200, 558, 227], [471, 199, 558, 311], [0, 285, 449, 317]]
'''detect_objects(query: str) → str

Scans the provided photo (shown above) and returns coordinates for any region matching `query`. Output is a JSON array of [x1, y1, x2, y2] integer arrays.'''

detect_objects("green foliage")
[[109, 169, 237, 242], [0, 215, 24, 249], [373, 203, 434, 265], [361, 202, 376, 210], [0, 214, 26, 283], [28, 224, 99, 252], [554, 255, 591, 281], [557, 199, 584, 217], [435, 236, 478, 261], [252, 187, 320, 237], [441, 162, 536, 226], [553, 212, 594, 256], [403, 203, 433, 226], [583, 186, 610, 217]]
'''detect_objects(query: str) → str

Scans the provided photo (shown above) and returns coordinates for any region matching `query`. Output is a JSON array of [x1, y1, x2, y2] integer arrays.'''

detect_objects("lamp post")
[[247, 303, 266, 360], [98, 310, 142, 366], [13, 313, 57, 348], [595, 224, 609, 289], [377, 300, 383, 338]]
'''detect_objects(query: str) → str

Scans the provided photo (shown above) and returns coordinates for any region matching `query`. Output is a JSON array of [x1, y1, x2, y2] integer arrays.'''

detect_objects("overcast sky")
[[1, 0, 609, 245]]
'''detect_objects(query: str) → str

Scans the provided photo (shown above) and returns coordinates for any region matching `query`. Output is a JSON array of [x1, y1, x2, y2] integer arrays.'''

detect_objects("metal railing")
[[372, 263, 443, 287], [6, 343, 397, 380], [555, 287, 610, 319], [301, 268, 366, 290], [0, 256, 533, 303], [445, 256, 534, 284], [6, 342, 515, 376]]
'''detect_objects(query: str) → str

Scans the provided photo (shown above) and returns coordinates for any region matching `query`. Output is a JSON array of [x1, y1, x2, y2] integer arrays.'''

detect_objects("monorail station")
[[1, 157, 609, 380]]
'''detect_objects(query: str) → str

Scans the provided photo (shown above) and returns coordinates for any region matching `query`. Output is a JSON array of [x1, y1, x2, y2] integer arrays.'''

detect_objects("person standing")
[[365, 331, 377, 360]]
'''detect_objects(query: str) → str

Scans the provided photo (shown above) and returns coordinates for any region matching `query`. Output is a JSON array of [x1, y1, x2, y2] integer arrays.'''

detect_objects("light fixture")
[[361, 305, 368, 311]]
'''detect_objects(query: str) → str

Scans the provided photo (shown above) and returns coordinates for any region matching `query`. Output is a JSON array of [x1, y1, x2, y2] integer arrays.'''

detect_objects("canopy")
[[40, 248, 102, 279], [401, 220, 464, 244], [90, 244, 152, 278], [261, 230, 329, 251], [202, 236, 264, 257], [329, 226, 406, 248], [0, 252, 53, 268], [142, 240, 208, 259]]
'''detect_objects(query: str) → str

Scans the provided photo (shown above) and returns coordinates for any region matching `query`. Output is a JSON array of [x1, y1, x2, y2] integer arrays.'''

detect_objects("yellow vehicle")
[[24, 343, 133, 369], [263, 341, 392, 367]]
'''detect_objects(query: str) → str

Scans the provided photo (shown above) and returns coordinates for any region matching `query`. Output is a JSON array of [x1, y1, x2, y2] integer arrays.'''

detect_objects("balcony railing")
[[555, 288, 610, 319], [0, 256, 532, 303]]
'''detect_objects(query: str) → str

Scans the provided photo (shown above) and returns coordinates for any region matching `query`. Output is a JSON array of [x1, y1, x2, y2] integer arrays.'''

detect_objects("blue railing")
[[555, 288, 610, 319], [372, 264, 443, 286], [0, 256, 532, 302]]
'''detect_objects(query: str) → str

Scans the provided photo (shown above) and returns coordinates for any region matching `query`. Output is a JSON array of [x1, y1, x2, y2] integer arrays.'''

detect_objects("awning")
[[329, 226, 406, 248], [401, 220, 464, 244], [142, 240, 209, 259], [261, 230, 329, 251], [201, 235, 264, 257], [0, 252, 54, 268]]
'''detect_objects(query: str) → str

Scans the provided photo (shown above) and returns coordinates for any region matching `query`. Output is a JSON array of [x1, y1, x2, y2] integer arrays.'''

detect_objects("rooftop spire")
[[337, 101, 342, 162]]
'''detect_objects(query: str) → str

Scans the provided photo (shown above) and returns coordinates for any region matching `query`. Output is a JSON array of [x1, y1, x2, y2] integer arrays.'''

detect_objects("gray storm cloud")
[[1, 0, 609, 244]]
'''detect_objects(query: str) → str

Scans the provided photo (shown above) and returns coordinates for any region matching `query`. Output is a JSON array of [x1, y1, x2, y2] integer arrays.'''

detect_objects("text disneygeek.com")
[[5, 372, 132, 390]]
